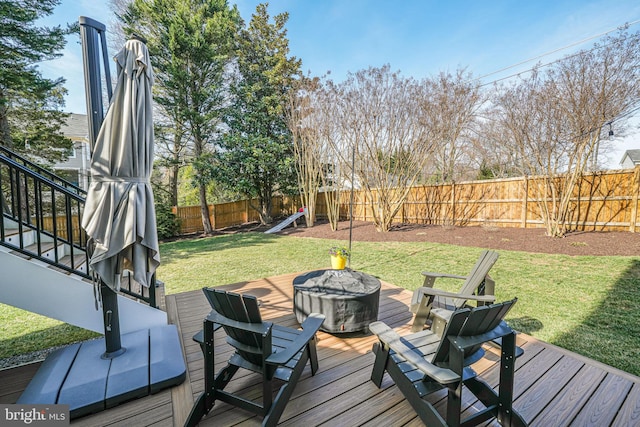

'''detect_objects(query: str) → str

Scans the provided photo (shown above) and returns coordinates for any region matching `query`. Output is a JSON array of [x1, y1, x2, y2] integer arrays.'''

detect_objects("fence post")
[[451, 182, 456, 226], [439, 184, 446, 226], [521, 176, 528, 228], [629, 166, 640, 233]]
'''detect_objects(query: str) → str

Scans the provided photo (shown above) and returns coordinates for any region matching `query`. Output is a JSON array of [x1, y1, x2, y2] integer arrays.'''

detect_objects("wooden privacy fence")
[[41, 215, 84, 242], [172, 197, 299, 234], [174, 166, 640, 234]]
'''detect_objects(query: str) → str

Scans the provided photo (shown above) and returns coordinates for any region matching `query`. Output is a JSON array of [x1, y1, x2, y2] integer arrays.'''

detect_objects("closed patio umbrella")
[[81, 36, 159, 356], [15, 22, 184, 418]]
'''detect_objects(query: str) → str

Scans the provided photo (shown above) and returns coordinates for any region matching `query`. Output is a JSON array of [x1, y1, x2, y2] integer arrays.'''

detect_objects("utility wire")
[[477, 19, 640, 87], [478, 39, 613, 87], [561, 102, 640, 143], [610, 103, 640, 125]]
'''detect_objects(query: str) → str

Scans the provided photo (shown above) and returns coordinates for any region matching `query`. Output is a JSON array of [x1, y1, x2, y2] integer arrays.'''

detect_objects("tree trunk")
[[169, 163, 178, 207], [260, 190, 272, 224], [0, 96, 12, 211], [304, 191, 316, 227], [199, 184, 213, 234], [322, 190, 339, 231], [0, 91, 13, 147], [169, 132, 180, 207]]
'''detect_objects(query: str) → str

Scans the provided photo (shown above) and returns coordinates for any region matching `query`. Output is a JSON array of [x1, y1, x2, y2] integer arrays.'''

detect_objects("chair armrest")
[[369, 321, 460, 384], [421, 271, 468, 288], [207, 311, 271, 335], [266, 313, 325, 366], [192, 322, 222, 345], [192, 329, 204, 345], [421, 271, 468, 280], [416, 287, 496, 303]]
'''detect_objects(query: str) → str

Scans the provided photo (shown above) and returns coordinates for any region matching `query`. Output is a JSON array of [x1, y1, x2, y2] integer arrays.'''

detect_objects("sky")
[[39, 0, 640, 168]]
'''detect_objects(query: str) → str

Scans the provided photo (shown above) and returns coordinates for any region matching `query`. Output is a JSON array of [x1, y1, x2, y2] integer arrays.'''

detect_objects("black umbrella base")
[[17, 324, 186, 419]]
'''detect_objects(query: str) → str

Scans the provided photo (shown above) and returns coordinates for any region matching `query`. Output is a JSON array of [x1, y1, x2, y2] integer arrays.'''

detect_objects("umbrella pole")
[[100, 282, 125, 358], [348, 145, 355, 269]]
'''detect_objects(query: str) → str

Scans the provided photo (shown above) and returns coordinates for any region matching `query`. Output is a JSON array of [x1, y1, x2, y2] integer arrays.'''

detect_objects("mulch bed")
[[211, 219, 639, 257]]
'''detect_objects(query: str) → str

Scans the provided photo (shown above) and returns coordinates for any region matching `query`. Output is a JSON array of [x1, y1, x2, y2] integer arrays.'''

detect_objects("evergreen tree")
[[0, 0, 72, 162], [122, 0, 242, 233], [215, 4, 301, 224]]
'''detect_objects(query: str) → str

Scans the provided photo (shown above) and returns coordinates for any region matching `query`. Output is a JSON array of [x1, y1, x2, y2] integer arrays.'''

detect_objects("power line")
[[477, 19, 640, 86], [611, 103, 640, 125], [478, 39, 613, 88]]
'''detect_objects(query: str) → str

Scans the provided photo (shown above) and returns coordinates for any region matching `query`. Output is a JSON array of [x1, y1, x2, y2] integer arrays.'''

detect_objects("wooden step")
[[2, 227, 19, 236], [2, 227, 36, 246], [49, 253, 88, 275], [24, 241, 59, 259]]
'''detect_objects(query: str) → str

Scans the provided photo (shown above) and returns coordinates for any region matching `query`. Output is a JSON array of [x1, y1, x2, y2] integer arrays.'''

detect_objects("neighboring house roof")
[[60, 113, 89, 141], [620, 149, 640, 165]]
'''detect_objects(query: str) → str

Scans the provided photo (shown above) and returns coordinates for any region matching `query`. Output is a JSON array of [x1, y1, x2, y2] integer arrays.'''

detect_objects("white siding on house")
[[620, 149, 640, 168], [55, 113, 90, 189]]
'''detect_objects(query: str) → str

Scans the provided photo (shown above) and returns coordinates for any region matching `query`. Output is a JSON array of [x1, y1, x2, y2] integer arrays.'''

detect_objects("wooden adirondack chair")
[[370, 299, 527, 427], [410, 249, 499, 333], [185, 288, 325, 427]]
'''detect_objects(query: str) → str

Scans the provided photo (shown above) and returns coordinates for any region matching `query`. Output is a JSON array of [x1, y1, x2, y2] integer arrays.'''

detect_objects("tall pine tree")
[[0, 0, 72, 163], [122, 0, 241, 233], [214, 4, 301, 224]]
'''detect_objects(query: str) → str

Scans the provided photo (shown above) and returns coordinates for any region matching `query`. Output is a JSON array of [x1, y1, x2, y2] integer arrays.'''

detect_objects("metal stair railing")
[[1, 153, 88, 275], [0, 145, 86, 196], [0, 146, 157, 307]]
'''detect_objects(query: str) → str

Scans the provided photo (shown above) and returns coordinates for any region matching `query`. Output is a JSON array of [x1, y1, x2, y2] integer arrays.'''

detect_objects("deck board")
[[2, 270, 640, 426]]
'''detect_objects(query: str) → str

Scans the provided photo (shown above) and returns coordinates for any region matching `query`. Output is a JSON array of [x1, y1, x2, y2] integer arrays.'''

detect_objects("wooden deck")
[[3, 271, 640, 426]]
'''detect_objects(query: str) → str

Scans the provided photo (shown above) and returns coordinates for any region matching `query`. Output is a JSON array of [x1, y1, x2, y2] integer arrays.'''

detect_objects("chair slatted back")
[[432, 298, 516, 365], [204, 288, 270, 366], [455, 250, 499, 308]]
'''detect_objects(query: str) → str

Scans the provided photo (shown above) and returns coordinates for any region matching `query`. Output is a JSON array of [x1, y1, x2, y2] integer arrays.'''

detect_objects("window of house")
[[55, 170, 80, 187]]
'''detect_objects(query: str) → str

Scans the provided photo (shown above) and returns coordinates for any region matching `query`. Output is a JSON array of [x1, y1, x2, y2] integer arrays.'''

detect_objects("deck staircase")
[[0, 145, 166, 335]]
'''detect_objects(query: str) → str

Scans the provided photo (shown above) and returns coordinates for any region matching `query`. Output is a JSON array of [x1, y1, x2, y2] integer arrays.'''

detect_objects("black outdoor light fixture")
[[608, 121, 614, 138]]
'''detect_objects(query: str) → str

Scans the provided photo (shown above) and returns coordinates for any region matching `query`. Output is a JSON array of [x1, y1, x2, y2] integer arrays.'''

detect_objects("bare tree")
[[336, 65, 435, 232], [494, 29, 640, 236], [316, 79, 352, 230], [467, 113, 520, 179], [287, 77, 350, 231], [286, 76, 324, 227], [423, 69, 485, 183], [108, 0, 129, 50]]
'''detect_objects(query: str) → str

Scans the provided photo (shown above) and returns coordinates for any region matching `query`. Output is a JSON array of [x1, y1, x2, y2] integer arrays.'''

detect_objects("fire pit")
[[292, 269, 381, 333]]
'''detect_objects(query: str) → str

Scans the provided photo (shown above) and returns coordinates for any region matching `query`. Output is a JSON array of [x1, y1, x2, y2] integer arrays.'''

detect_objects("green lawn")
[[2, 232, 639, 376]]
